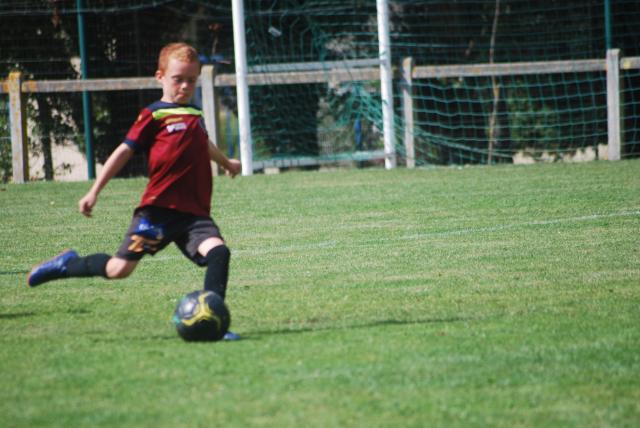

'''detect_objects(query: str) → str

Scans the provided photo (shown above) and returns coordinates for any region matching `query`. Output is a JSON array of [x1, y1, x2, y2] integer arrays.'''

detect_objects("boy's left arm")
[[208, 140, 241, 177]]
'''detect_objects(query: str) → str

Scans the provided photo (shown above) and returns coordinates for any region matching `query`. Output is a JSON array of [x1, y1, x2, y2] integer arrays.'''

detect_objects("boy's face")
[[156, 57, 200, 104]]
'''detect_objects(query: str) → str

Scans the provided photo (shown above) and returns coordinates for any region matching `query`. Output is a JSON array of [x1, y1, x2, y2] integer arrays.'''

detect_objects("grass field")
[[1, 160, 639, 427]]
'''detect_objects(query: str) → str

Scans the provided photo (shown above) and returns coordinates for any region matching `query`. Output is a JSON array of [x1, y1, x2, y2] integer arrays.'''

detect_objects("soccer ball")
[[173, 290, 230, 342]]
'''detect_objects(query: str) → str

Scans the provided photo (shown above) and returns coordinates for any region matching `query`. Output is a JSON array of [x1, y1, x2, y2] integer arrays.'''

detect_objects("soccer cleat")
[[28, 249, 79, 287], [223, 331, 241, 341]]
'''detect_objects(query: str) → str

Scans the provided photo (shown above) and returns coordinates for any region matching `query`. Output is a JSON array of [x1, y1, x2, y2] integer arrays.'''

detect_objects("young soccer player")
[[28, 43, 242, 339]]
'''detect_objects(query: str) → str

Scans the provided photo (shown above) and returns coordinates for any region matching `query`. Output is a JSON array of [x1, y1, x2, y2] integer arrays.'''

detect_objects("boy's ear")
[[155, 70, 164, 81]]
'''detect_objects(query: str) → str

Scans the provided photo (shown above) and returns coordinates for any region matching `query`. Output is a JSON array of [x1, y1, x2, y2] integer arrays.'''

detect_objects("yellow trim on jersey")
[[152, 107, 203, 120]]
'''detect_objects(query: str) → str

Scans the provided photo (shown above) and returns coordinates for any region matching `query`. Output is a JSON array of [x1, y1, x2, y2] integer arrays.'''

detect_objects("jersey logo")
[[128, 235, 162, 253], [129, 218, 164, 253], [167, 122, 187, 133]]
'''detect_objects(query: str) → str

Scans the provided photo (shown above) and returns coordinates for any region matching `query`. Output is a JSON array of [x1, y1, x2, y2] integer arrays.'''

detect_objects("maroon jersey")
[[124, 101, 212, 217]]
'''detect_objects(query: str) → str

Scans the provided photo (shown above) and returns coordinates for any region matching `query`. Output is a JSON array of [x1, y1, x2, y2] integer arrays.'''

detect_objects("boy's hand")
[[224, 159, 242, 178], [78, 192, 97, 217]]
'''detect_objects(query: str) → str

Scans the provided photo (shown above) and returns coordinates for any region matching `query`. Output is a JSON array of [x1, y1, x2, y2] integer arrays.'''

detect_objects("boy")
[[28, 43, 242, 339]]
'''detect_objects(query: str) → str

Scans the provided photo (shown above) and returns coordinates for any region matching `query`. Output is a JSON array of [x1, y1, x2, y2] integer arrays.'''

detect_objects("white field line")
[[146, 210, 640, 261], [397, 209, 640, 241]]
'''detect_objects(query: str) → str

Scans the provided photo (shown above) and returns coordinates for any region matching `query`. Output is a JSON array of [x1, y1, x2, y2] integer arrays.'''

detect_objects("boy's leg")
[[28, 252, 138, 287], [199, 237, 230, 300], [66, 253, 111, 277], [178, 216, 239, 341], [177, 217, 230, 299], [28, 207, 162, 288], [69, 255, 138, 279], [198, 237, 240, 341]]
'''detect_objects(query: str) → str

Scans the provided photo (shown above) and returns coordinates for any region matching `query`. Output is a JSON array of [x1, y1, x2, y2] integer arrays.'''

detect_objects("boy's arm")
[[79, 143, 134, 217], [208, 140, 241, 177]]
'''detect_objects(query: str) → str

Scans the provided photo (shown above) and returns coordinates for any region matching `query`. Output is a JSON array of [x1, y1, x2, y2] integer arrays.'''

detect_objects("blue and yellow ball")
[[173, 290, 230, 341]]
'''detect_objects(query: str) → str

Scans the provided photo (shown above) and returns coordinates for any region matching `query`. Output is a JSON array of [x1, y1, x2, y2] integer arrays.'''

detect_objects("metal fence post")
[[8, 71, 28, 183], [76, 0, 95, 179]]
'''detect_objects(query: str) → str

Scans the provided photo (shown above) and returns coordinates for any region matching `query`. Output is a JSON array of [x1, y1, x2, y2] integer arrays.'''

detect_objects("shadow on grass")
[[0, 312, 37, 319], [85, 333, 177, 343], [0, 307, 102, 321], [244, 316, 469, 340], [82, 317, 469, 344], [0, 310, 470, 343]]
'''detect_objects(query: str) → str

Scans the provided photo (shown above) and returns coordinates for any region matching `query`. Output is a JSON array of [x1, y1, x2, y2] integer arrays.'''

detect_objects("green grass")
[[1, 160, 639, 427]]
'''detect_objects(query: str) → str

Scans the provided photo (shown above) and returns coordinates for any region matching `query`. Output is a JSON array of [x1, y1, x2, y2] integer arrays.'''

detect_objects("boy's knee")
[[108, 269, 131, 279], [106, 258, 138, 279], [205, 244, 230, 264]]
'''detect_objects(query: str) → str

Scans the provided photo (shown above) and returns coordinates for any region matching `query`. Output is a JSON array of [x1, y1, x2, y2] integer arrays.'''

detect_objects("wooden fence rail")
[[2, 51, 637, 182]]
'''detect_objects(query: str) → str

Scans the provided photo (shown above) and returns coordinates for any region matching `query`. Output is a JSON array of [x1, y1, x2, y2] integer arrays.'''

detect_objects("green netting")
[[244, 0, 381, 163], [1, 0, 640, 181], [241, 0, 638, 166], [0, 1, 174, 15], [392, 1, 608, 63], [408, 72, 609, 165], [622, 69, 640, 158]]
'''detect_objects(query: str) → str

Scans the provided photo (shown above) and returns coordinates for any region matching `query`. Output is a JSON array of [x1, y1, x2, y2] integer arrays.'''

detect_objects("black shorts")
[[116, 206, 223, 266]]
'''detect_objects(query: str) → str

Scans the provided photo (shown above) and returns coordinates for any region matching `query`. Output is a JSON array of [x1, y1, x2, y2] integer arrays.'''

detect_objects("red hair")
[[157, 43, 200, 73]]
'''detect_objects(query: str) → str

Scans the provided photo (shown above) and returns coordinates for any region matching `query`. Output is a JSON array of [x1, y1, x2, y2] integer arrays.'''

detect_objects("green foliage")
[[1, 160, 639, 426], [506, 83, 561, 152]]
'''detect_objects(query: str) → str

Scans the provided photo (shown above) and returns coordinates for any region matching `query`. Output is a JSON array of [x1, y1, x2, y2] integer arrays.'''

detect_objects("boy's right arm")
[[208, 140, 241, 177], [79, 143, 134, 217]]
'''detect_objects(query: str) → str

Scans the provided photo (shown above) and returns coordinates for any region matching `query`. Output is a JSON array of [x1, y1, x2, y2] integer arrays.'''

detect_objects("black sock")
[[204, 245, 230, 300], [66, 253, 111, 278]]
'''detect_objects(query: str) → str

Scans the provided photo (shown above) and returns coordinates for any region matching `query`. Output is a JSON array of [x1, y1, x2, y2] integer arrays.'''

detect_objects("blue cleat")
[[28, 249, 79, 287], [223, 331, 241, 341]]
